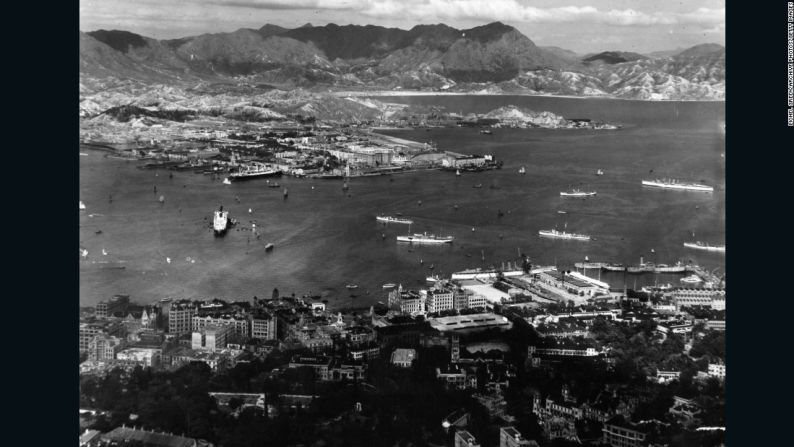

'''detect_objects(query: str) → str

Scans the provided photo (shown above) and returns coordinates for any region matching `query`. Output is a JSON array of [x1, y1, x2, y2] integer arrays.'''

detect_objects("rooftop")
[[391, 348, 417, 364]]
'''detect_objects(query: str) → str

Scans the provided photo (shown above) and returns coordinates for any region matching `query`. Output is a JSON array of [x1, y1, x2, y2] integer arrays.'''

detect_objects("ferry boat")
[[79, 201, 86, 210], [382, 283, 396, 289], [376, 215, 414, 225], [397, 232, 454, 244], [213, 206, 230, 236], [641, 179, 713, 192], [538, 229, 591, 241], [451, 264, 525, 280], [683, 241, 725, 253], [346, 284, 359, 289], [603, 263, 627, 272], [560, 189, 596, 197], [229, 163, 281, 181], [519, 166, 526, 174], [680, 274, 703, 284], [426, 275, 441, 283]]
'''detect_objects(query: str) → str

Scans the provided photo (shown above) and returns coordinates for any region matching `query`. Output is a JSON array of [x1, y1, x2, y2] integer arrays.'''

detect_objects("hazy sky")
[[79, 0, 725, 54]]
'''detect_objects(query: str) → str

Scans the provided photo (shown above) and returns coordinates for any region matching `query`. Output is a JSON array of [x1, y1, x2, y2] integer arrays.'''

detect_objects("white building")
[[708, 363, 726, 380], [116, 347, 162, 367]]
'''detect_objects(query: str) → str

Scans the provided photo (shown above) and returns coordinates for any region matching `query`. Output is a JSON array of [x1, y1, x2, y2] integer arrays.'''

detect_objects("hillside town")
[[80, 263, 725, 447]]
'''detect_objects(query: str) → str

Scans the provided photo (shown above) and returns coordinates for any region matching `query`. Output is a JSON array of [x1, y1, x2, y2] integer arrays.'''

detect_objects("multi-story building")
[[116, 347, 162, 367], [346, 326, 376, 346], [87, 334, 124, 362], [656, 320, 693, 340], [708, 363, 726, 380], [455, 430, 481, 447], [499, 427, 536, 447], [467, 293, 489, 309], [436, 365, 477, 390], [288, 355, 333, 381], [394, 290, 425, 315], [427, 289, 454, 314], [251, 312, 277, 340], [391, 348, 417, 368], [79, 321, 123, 353], [670, 288, 726, 310], [168, 300, 197, 335], [192, 314, 250, 339], [602, 418, 648, 447], [191, 324, 231, 352], [95, 295, 130, 319]]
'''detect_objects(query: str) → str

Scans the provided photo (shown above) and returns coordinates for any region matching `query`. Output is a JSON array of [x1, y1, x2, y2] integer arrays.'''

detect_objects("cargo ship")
[[560, 189, 596, 197], [641, 179, 713, 192], [376, 215, 414, 225], [213, 206, 230, 236], [229, 163, 281, 181], [683, 241, 725, 253], [397, 232, 454, 244], [538, 229, 591, 241], [450, 266, 525, 280]]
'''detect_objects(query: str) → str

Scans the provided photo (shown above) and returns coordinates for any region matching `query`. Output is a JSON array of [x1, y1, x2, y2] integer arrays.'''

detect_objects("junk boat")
[[538, 228, 591, 241], [683, 241, 725, 253], [397, 232, 454, 244], [641, 179, 713, 192], [229, 162, 281, 181], [560, 189, 596, 197], [377, 215, 414, 225], [213, 206, 230, 236]]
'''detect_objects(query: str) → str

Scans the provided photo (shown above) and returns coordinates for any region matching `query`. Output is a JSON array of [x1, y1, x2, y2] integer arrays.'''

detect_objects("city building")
[[87, 334, 125, 362], [101, 425, 212, 447], [116, 347, 162, 367], [191, 324, 231, 352], [708, 363, 726, 380], [499, 427, 536, 447], [80, 320, 123, 353], [251, 312, 277, 340], [602, 417, 648, 447], [669, 288, 726, 310], [391, 348, 417, 367], [95, 295, 130, 319], [192, 314, 250, 338], [426, 289, 454, 314], [454, 430, 481, 447], [436, 365, 477, 390], [288, 355, 333, 381], [169, 300, 197, 336]]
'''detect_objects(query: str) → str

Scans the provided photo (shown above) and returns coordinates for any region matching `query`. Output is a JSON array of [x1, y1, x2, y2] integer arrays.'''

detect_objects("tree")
[[272, 288, 280, 300]]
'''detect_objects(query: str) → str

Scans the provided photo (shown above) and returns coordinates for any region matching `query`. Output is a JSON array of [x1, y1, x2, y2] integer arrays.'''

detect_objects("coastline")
[[333, 90, 725, 103]]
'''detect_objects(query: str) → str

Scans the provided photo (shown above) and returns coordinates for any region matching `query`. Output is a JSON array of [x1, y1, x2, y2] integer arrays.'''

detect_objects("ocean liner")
[[376, 215, 414, 225], [213, 206, 230, 236], [397, 232, 454, 244], [641, 179, 713, 192], [538, 229, 591, 241], [229, 162, 281, 181]]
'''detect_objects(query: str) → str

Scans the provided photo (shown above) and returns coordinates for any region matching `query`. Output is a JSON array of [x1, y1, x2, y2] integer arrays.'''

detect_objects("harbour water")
[[79, 96, 725, 307]]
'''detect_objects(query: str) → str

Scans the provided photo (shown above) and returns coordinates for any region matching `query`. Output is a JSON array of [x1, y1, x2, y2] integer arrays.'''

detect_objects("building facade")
[[168, 301, 197, 335]]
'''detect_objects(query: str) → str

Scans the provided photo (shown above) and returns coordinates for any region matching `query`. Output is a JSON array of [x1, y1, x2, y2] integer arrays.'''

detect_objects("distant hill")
[[79, 23, 724, 101]]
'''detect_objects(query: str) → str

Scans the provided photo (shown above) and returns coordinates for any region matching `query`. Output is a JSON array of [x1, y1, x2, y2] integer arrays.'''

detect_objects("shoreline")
[[333, 90, 725, 103]]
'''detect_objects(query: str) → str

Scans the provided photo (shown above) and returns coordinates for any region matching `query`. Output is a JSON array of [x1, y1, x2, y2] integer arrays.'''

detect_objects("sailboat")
[[222, 178, 231, 185], [102, 248, 108, 256], [596, 169, 604, 176], [519, 166, 526, 174], [79, 201, 86, 210], [456, 169, 461, 177]]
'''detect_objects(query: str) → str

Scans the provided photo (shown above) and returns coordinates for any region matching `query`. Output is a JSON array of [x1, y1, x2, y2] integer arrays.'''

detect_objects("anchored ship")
[[376, 215, 414, 225], [560, 189, 596, 197], [683, 241, 725, 253], [641, 179, 713, 192], [680, 274, 703, 284], [519, 166, 526, 174], [229, 163, 281, 181], [397, 232, 454, 244], [538, 229, 591, 241], [79, 201, 86, 210], [213, 206, 230, 236]]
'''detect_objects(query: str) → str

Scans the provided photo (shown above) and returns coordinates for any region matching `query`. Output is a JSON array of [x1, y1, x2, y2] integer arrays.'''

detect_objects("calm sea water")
[[79, 96, 725, 307]]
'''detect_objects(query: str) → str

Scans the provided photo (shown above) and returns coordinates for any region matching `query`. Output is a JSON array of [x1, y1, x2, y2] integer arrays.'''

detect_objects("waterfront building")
[[169, 300, 197, 336], [427, 289, 455, 314], [669, 288, 726, 310], [391, 348, 417, 367], [101, 425, 212, 447], [95, 295, 130, 319], [87, 334, 125, 362], [499, 427, 536, 447], [191, 324, 231, 352], [454, 430, 481, 447], [427, 313, 512, 332]]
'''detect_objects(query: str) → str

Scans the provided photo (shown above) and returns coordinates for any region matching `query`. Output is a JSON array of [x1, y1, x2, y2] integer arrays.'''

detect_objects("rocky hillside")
[[80, 23, 724, 101]]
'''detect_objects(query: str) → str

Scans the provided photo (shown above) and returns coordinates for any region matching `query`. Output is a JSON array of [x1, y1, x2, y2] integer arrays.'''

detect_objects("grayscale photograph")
[[79, 1, 726, 446]]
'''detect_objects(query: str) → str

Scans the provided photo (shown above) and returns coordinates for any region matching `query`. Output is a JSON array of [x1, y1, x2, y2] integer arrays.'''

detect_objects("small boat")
[[283, 188, 288, 198], [265, 243, 274, 251], [349, 294, 358, 298], [680, 274, 703, 284], [519, 166, 526, 174], [382, 283, 396, 289], [346, 284, 359, 289], [650, 248, 655, 253], [596, 169, 604, 176], [80, 152, 88, 156], [102, 248, 108, 256], [480, 129, 493, 135], [248, 208, 252, 214], [166, 257, 171, 264], [429, 264, 435, 270], [377, 215, 414, 225], [80, 248, 88, 258], [158, 195, 165, 203], [426, 275, 440, 283], [95, 230, 103, 235], [473, 183, 483, 189], [456, 169, 461, 177], [268, 183, 281, 188], [79, 201, 87, 210], [560, 189, 596, 197], [223, 178, 232, 185], [557, 210, 567, 214]]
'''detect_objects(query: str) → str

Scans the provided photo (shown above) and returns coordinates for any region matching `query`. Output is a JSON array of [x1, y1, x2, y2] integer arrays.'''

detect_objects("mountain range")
[[80, 22, 724, 101]]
